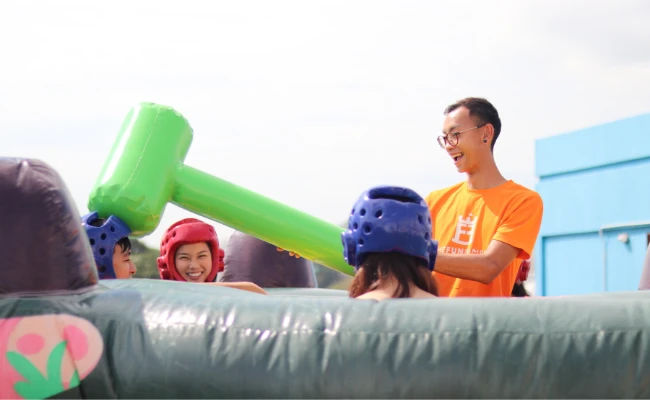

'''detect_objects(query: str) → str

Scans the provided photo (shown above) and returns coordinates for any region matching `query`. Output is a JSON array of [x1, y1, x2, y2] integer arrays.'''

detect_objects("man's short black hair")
[[444, 97, 501, 150]]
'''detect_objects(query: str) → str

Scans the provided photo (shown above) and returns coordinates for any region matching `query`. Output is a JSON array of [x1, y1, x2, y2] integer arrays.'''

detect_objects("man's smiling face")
[[441, 106, 486, 174]]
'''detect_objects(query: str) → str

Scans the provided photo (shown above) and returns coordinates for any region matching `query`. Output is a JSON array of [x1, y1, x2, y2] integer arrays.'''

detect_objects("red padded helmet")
[[157, 218, 224, 282], [516, 259, 531, 283]]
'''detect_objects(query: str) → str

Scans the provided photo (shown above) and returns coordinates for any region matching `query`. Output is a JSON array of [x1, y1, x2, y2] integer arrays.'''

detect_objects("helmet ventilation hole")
[[353, 222, 358, 230], [418, 215, 424, 224], [89, 239, 95, 245], [358, 238, 364, 245], [98, 247, 106, 255], [375, 209, 383, 218], [363, 224, 372, 233], [100, 233, 107, 240], [360, 208, 366, 216], [110, 226, 115, 232]]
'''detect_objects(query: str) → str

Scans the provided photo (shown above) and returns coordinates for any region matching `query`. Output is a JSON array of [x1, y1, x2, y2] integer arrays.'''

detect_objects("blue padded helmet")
[[341, 186, 437, 271], [81, 211, 131, 279]]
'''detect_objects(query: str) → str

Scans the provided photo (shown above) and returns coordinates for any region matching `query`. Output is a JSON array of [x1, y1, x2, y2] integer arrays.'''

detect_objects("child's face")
[[174, 242, 213, 282], [112, 245, 136, 279]]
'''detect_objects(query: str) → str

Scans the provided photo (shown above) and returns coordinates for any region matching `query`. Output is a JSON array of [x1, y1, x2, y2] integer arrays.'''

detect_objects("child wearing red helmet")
[[158, 218, 224, 282], [511, 259, 531, 297], [158, 218, 266, 294]]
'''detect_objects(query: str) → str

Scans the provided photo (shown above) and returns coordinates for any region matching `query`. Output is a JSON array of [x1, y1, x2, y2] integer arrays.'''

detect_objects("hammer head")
[[88, 103, 193, 235]]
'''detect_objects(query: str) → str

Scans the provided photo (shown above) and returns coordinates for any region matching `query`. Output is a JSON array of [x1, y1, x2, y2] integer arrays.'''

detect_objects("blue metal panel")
[[534, 239, 545, 296], [535, 113, 650, 177], [537, 159, 650, 236], [543, 233, 602, 295], [535, 113, 650, 295], [605, 229, 647, 291]]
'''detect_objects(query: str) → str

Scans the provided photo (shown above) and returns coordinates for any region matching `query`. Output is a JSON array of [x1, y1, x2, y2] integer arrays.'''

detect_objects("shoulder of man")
[[503, 181, 543, 204], [425, 181, 465, 204]]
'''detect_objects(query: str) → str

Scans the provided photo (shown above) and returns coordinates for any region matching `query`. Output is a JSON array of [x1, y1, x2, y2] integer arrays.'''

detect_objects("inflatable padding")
[[1, 282, 649, 398], [220, 231, 317, 288], [0, 158, 97, 295]]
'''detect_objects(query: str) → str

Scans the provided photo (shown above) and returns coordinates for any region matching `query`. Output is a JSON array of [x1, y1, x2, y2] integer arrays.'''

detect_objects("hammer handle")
[[173, 165, 354, 275]]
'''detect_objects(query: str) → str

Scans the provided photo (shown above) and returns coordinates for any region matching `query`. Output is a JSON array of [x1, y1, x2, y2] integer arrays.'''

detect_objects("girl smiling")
[[157, 218, 265, 294]]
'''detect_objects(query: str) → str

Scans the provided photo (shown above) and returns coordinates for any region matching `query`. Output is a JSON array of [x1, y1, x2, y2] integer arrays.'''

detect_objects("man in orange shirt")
[[426, 97, 543, 297]]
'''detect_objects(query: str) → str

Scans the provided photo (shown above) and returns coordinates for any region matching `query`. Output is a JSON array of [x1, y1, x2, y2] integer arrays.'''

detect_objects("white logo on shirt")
[[451, 214, 477, 246]]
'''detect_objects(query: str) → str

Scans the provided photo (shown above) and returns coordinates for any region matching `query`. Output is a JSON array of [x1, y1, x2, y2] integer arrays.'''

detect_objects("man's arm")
[[434, 240, 520, 284]]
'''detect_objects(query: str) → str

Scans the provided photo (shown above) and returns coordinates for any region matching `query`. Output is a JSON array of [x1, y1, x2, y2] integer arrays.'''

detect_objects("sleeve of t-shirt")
[[493, 192, 543, 259]]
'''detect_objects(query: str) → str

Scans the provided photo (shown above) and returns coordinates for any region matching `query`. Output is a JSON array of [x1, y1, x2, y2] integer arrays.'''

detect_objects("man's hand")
[[276, 247, 302, 259]]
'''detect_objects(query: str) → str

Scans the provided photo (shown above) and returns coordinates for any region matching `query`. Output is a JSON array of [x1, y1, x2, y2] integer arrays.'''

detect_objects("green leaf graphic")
[[68, 369, 80, 389], [6, 351, 45, 384], [6, 340, 71, 399], [46, 341, 66, 390]]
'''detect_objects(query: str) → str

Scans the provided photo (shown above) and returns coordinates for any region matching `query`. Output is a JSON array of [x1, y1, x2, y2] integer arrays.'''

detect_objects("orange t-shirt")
[[425, 180, 543, 297]]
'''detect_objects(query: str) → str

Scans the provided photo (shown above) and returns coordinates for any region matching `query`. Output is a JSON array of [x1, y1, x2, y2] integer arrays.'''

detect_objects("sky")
[[3, 0, 650, 251]]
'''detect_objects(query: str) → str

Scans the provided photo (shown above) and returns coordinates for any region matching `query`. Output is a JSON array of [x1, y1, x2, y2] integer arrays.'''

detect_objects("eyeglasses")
[[436, 124, 485, 148]]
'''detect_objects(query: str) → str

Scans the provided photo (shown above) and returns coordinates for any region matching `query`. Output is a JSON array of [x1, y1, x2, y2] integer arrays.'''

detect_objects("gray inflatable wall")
[[220, 231, 317, 288], [1, 281, 649, 398], [0, 158, 97, 294]]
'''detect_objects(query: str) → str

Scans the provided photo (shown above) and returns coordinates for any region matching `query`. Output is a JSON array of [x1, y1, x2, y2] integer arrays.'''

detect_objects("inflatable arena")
[[1, 103, 649, 398]]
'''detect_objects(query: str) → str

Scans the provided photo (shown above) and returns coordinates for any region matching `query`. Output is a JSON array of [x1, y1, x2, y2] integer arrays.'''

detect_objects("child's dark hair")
[[349, 252, 438, 298], [116, 237, 132, 253], [511, 282, 529, 297], [89, 217, 131, 252]]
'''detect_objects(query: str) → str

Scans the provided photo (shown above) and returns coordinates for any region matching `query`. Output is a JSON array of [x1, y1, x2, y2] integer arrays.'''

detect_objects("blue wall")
[[535, 114, 650, 295]]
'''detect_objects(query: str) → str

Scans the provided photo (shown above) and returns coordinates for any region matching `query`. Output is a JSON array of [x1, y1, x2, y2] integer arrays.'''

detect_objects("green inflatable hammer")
[[88, 102, 354, 275]]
